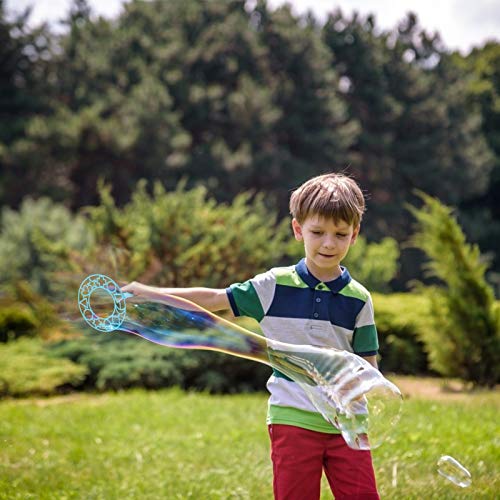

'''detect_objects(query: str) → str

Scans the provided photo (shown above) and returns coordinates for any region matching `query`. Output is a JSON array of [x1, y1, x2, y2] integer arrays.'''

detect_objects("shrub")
[[49, 328, 271, 393], [0, 338, 88, 397], [0, 305, 38, 343], [84, 180, 291, 288], [408, 192, 500, 387], [0, 197, 93, 297], [343, 237, 400, 293], [2, 281, 64, 340], [373, 293, 431, 374]]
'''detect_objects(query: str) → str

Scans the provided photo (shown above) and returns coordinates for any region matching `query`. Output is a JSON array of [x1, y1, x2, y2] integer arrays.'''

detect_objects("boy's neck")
[[305, 259, 342, 283]]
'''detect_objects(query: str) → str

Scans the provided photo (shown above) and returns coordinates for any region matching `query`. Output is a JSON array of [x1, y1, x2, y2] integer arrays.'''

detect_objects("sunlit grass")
[[0, 383, 498, 499]]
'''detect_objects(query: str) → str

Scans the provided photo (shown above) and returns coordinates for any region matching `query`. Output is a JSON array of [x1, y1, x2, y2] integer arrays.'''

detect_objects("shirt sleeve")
[[352, 294, 379, 356], [226, 270, 276, 322]]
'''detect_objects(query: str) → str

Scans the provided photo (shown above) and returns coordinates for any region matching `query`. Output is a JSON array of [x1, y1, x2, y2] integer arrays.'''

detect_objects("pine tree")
[[323, 11, 493, 242], [0, 0, 53, 206], [408, 192, 500, 387], [452, 42, 500, 282]]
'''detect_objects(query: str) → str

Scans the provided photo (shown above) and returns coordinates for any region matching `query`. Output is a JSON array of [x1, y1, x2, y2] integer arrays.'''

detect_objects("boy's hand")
[[121, 281, 149, 297]]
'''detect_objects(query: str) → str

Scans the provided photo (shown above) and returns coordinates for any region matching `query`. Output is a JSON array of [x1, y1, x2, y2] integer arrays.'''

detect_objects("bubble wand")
[[78, 274, 402, 450]]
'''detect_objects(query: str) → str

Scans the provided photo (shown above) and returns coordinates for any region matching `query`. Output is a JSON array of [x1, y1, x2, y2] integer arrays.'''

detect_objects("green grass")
[[0, 385, 498, 499]]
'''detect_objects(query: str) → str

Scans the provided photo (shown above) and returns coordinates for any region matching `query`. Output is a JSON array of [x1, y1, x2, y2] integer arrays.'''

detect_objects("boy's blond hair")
[[289, 173, 365, 227]]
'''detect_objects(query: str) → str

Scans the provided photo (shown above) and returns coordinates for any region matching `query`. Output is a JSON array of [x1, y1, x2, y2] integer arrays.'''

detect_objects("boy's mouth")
[[318, 253, 335, 258]]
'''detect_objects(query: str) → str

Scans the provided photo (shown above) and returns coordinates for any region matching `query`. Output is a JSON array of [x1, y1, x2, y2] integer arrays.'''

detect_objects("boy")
[[123, 173, 380, 499]]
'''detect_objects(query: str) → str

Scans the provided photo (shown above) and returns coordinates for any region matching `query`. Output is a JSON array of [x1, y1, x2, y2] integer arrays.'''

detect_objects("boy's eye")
[[337, 233, 347, 238], [311, 231, 323, 235]]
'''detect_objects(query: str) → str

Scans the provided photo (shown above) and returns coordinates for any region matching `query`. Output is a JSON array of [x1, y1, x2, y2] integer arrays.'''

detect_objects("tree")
[[322, 11, 493, 242], [451, 42, 500, 281], [2, 0, 357, 211], [408, 192, 500, 387], [248, 1, 357, 208], [0, 0, 53, 206]]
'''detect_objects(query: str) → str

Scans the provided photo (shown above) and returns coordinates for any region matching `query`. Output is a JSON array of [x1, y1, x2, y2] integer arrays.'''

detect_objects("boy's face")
[[292, 214, 359, 281]]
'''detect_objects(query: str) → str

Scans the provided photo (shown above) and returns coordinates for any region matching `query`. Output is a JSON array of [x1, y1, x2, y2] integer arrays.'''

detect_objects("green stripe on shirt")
[[267, 405, 341, 434], [229, 281, 265, 321], [339, 280, 370, 301], [353, 324, 379, 353], [274, 268, 308, 288]]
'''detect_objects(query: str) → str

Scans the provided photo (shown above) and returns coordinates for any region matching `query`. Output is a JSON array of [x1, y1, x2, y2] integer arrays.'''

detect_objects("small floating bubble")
[[437, 455, 472, 488]]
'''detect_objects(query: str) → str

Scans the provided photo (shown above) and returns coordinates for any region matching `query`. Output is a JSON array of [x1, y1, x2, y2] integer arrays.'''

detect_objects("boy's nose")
[[323, 236, 336, 248]]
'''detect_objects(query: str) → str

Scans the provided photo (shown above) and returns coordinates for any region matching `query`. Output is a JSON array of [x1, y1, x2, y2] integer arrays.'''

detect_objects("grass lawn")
[[0, 377, 498, 499]]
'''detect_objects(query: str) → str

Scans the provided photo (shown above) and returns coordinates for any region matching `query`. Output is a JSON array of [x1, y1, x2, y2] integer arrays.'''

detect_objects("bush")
[[409, 192, 500, 387], [84, 180, 291, 288], [0, 305, 38, 343], [0, 281, 63, 341], [343, 236, 400, 293], [49, 328, 271, 393], [373, 293, 431, 374], [0, 338, 88, 397], [0, 197, 93, 297]]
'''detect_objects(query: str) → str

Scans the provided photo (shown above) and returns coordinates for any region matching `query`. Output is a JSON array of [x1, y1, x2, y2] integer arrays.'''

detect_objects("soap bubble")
[[437, 455, 472, 488], [78, 274, 403, 450]]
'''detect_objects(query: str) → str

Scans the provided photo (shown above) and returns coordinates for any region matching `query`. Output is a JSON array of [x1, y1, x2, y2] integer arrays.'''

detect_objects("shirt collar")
[[295, 258, 351, 293]]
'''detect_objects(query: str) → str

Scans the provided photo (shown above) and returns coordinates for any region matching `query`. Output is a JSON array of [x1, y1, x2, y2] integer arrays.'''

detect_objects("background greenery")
[[1, 179, 498, 395], [1, 0, 500, 287]]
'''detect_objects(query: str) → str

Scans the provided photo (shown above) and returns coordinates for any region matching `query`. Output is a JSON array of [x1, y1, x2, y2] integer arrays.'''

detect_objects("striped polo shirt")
[[226, 258, 379, 433]]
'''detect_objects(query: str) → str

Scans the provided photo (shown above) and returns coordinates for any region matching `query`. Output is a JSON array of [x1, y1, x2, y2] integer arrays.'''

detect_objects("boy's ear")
[[292, 218, 303, 241], [350, 225, 360, 245]]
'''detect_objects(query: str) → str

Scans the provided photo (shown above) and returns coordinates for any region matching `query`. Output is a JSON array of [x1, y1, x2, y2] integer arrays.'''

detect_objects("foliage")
[[49, 328, 271, 393], [451, 42, 500, 278], [0, 0, 53, 206], [323, 12, 493, 242], [322, 11, 495, 288], [0, 280, 66, 342], [343, 236, 399, 292], [408, 192, 500, 386], [0, 304, 38, 343], [1, 1, 498, 281], [0, 197, 93, 296], [2, 0, 356, 209], [85, 179, 291, 287], [0, 338, 87, 397], [372, 292, 431, 374], [49, 331, 186, 391]]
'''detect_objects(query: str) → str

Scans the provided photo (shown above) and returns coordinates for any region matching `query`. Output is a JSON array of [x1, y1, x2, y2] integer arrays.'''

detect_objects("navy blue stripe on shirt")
[[266, 284, 365, 330], [225, 287, 240, 317], [356, 350, 378, 357]]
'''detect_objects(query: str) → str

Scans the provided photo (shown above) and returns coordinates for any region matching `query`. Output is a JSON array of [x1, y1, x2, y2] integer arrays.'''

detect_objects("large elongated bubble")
[[78, 274, 402, 450]]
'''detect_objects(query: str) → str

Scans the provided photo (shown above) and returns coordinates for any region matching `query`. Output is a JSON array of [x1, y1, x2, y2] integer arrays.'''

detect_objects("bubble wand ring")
[[78, 274, 131, 332]]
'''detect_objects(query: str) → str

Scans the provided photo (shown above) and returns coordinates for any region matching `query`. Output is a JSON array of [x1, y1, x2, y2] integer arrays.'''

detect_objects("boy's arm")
[[362, 355, 378, 369], [121, 281, 230, 312]]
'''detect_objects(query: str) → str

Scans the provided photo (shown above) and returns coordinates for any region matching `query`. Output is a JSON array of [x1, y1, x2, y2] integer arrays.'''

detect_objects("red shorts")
[[268, 424, 379, 500]]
